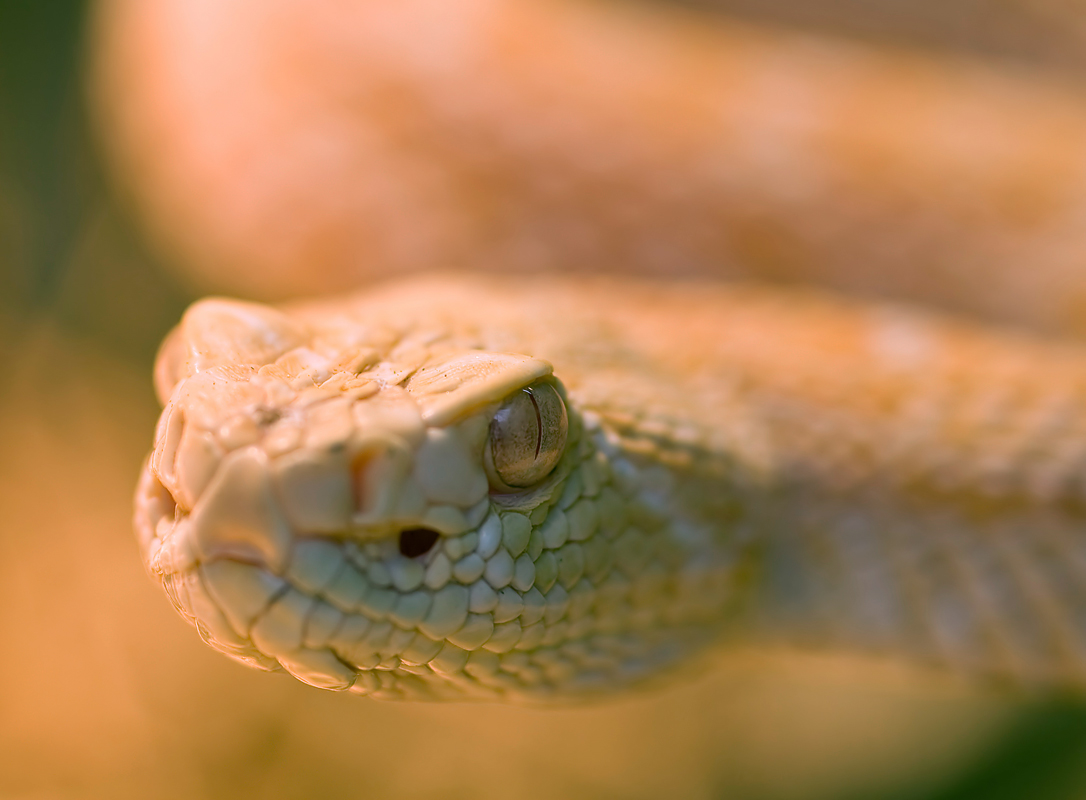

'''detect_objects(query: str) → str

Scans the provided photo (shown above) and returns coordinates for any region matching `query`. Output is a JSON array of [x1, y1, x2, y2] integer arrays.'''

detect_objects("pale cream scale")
[[136, 274, 1086, 701]]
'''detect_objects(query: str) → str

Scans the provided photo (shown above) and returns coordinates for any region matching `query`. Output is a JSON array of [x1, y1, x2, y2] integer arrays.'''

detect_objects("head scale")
[[135, 295, 727, 701]]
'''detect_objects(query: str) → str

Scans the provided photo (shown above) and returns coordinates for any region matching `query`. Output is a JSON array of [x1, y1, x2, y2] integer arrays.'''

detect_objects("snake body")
[[137, 274, 1086, 701], [96, 0, 1086, 337]]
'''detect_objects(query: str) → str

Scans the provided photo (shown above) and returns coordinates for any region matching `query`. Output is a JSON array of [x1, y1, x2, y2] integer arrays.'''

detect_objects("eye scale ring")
[[487, 381, 568, 491]]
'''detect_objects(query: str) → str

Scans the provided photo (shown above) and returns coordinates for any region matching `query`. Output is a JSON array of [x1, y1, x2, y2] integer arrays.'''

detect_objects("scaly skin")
[[136, 275, 1086, 701], [93, 0, 1086, 336]]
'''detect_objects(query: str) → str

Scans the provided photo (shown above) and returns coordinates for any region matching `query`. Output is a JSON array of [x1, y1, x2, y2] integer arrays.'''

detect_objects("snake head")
[[135, 295, 671, 700]]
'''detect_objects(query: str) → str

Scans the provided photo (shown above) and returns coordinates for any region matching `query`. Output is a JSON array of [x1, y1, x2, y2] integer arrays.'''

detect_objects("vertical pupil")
[[525, 388, 543, 458], [399, 528, 440, 558]]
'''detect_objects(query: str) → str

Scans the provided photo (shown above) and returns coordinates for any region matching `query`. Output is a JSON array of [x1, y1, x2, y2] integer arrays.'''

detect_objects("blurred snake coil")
[[136, 274, 1086, 702]]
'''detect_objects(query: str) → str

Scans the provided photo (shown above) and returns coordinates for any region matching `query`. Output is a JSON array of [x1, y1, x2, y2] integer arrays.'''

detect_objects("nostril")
[[398, 528, 440, 558]]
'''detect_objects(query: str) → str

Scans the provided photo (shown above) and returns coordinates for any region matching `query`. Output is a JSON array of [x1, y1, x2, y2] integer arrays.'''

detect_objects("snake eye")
[[486, 381, 568, 490]]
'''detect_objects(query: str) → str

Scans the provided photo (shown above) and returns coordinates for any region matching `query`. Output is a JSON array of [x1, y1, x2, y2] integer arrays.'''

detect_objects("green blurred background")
[[0, 1, 191, 363], [4, 1, 1086, 798]]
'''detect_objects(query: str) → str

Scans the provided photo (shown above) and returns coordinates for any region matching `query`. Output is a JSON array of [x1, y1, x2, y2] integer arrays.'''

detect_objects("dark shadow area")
[[0, 0, 192, 368], [878, 702, 1086, 800]]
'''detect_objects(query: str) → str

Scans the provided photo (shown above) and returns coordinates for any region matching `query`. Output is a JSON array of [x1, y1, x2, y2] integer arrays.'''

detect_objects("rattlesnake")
[[96, 0, 1086, 337], [136, 274, 1086, 701]]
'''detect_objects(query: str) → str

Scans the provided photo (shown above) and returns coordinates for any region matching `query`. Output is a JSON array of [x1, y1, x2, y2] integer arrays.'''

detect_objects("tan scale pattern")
[[136, 275, 1086, 700], [136, 277, 759, 701], [95, 0, 1086, 336]]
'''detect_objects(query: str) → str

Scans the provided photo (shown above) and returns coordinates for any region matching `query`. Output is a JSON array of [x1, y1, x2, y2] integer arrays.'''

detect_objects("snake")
[[136, 273, 1086, 702], [95, 0, 1086, 337]]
